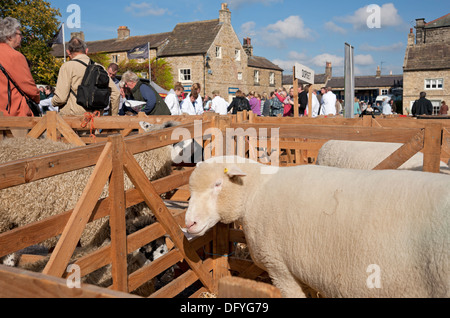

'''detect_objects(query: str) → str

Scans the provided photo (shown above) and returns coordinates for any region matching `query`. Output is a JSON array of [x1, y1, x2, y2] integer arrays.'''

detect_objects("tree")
[[118, 58, 173, 90], [1, 0, 62, 85]]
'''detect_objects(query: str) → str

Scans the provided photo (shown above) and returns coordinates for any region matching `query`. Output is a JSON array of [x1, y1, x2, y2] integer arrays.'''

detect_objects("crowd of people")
[[1, 17, 447, 121]]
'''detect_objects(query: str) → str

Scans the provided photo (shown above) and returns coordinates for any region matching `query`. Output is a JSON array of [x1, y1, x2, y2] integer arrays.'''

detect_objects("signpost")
[[294, 63, 315, 117]]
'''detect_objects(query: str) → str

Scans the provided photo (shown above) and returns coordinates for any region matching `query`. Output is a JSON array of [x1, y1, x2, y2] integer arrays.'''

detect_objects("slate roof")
[[327, 75, 403, 89], [248, 56, 283, 72], [404, 42, 450, 71], [51, 32, 172, 58], [425, 13, 450, 28], [157, 19, 222, 57]]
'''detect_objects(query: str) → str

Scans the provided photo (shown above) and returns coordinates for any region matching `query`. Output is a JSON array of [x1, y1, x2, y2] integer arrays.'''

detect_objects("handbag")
[[0, 63, 41, 117]]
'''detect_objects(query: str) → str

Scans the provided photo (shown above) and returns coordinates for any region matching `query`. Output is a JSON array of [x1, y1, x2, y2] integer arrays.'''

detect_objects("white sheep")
[[0, 122, 176, 263], [184, 156, 450, 298], [316, 140, 450, 173]]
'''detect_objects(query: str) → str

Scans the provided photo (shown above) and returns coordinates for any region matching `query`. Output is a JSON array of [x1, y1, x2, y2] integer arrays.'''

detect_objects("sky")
[[47, 0, 449, 77]]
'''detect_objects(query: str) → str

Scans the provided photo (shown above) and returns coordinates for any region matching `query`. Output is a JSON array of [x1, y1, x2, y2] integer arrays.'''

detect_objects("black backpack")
[[70, 59, 111, 111]]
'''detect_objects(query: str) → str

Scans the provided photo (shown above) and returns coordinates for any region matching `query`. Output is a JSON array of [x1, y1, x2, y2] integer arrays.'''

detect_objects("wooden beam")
[[231, 123, 422, 144], [373, 130, 425, 170], [108, 135, 128, 292], [56, 114, 86, 146], [122, 147, 214, 292], [219, 276, 281, 298], [43, 142, 113, 278], [0, 265, 140, 298], [213, 223, 231, 293]]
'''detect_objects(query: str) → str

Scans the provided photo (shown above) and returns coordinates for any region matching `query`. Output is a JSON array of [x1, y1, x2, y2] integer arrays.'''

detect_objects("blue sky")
[[48, 0, 449, 77]]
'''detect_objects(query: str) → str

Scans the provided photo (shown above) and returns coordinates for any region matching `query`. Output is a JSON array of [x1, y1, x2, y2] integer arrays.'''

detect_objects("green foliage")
[[118, 58, 173, 90], [1, 0, 62, 85], [88, 52, 111, 69]]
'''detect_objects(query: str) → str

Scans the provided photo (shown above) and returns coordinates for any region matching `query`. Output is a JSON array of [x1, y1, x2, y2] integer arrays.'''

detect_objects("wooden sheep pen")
[[0, 111, 449, 298]]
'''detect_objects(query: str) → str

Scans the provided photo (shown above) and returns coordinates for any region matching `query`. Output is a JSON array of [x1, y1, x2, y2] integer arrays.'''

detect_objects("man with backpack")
[[52, 37, 120, 115]]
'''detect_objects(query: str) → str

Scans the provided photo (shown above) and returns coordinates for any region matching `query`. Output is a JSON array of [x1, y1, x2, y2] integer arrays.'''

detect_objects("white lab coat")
[[321, 91, 337, 116], [305, 94, 320, 118], [165, 90, 182, 115], [211, 96, 229, 115]]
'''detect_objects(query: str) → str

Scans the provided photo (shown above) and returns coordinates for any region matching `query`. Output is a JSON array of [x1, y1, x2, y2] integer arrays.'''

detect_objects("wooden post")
[[213, 223, 230, 293], [43, 142, 113, 277], [46, 111, 58, 142], [293, 66, 299, 118], [108, 135, 128, 292], [423, 123, 442, 173], [122, 148, 214, 292]]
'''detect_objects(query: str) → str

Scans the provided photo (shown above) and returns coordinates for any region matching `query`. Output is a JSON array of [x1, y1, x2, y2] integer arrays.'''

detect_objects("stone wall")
[[403, 69, 450, 114]]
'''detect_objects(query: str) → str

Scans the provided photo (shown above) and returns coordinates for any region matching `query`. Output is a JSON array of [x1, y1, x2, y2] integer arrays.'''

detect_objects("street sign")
[[294, 63, 315, 85]]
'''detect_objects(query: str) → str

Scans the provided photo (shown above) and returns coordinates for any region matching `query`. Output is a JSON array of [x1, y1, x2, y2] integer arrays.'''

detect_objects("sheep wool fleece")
[[187, 157, 449, 298]]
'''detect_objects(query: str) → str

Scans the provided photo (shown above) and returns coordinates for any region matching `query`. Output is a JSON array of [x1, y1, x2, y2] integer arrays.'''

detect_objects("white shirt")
[[211, 96, 229, 115], [382, 103, 393, 115], [186, 93, 204, 115], [180, 96, 198, 115], [165, 90, 182, 115], [305, 94, 320, 118], [321, 91, 337, 116]]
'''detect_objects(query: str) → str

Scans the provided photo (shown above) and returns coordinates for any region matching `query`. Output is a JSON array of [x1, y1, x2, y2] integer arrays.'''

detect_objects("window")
[[381, 89, 388, 95], [431, 100, 442, 115], [215, 46, 222, 59], [179, 68, 191, 82], [254, 70, 260, 85], [269, 72, 275, 86], [425, 78, 443, 90], [238, 72, 243, 81], [235, 49, 241, 61], [111, 54, 119, 63]]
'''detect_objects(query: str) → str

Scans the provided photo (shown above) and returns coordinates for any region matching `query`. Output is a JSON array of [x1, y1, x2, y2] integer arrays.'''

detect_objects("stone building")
[[403, 14, 450, 114], [51, 3, 283, 101]]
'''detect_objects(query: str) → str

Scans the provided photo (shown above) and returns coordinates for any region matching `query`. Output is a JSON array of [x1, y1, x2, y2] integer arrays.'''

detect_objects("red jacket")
[[0, 43, 39, 117]]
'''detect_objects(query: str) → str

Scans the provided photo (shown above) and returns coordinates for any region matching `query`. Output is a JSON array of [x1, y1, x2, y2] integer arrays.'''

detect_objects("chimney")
[[415, 18, 425, 44], [219, 3, 231, 24], [243, 37, 253, 56], [407, 28, 415, 47], [325, 61, 332, 80], [117, 26, 130, 40], [70, 31, 84, 41], [376, 65, 381, 78]]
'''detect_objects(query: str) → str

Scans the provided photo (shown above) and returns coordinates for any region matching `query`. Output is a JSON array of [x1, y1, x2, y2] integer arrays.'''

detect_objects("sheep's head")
[[185, 159, 247, 237], [139, 121, 180, 132]]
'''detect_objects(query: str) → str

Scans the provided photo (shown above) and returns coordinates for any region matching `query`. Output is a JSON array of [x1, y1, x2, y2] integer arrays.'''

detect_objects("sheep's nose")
[[186, 221, 197, 230]]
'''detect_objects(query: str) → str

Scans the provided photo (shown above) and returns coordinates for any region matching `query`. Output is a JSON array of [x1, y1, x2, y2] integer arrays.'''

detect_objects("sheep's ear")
[[226, 166, 247, 178]]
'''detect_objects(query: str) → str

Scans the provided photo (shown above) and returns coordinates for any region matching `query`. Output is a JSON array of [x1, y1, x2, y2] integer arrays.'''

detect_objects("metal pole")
[[148, 42, 151, 82], [344, 43, 355, 118], [62, 23, 66, 63]]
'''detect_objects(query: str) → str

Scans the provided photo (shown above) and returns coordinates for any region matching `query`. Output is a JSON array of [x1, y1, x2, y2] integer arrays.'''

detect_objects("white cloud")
[[360, 42, 404, 51], [324, 21, 347, 34], [337, 3, 404, 30], [241, 21, 257, 37], [354, 54, 375, 66], [125, 2, 168, 17], [310, 53, 344, 68], [266, 16, 313, 40]]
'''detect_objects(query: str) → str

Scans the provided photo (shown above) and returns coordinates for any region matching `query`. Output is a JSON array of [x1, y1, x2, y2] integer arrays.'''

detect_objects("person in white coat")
[[305, 88, 320, 118], [185, 83, 204, 115], [320, 87, 337, 116], [165, 83, 184, 115], [210, 90, 229, 115], [181, 91, 200, 115]]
